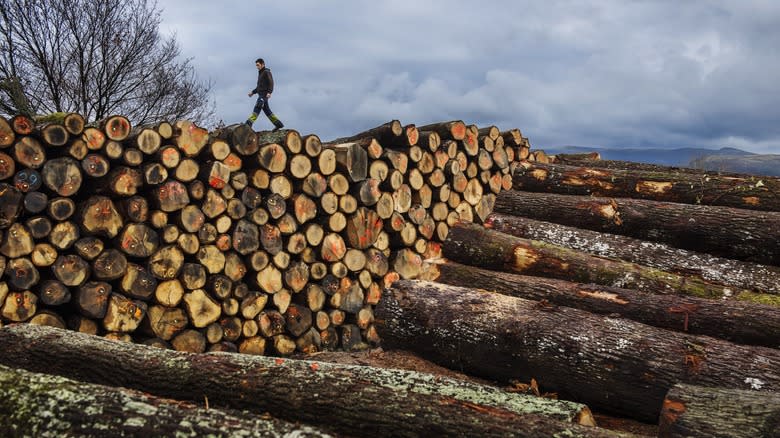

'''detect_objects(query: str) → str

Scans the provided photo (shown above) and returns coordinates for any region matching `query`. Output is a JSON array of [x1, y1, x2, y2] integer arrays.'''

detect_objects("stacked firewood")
[[376, 152, 780, 435], [0, 113, 528, 355]]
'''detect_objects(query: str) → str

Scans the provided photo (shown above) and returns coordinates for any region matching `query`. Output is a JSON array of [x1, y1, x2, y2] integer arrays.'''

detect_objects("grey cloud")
[[160, 1, 780, 154]]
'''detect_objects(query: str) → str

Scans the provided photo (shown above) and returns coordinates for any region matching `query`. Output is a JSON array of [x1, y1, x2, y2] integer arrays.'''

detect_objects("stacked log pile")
[[4, 109, 778, 435], [0, 114, 525, 355], [375, 152, 780, 433]]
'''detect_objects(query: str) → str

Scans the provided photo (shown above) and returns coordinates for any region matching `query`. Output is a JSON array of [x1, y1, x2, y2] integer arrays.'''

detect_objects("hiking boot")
[[272, 122, 284, 132]]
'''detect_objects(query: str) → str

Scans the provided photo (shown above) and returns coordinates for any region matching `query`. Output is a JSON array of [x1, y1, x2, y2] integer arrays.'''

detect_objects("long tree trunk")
[[510, 161, 780, 212], [485, 212, 780, 296], [443, 222, 765, 303], [0, 364, 330, 437], [551, 155, 775, 179], [659, 383, 780, 438], [375, 280, 780, 422], [0, 325, 616, 438], [433, 261, 780, 347], [494, 190, 780, 265]]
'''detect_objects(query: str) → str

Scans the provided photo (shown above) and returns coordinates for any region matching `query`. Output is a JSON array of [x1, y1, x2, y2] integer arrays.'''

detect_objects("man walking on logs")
[[245, 58, 285, 131]]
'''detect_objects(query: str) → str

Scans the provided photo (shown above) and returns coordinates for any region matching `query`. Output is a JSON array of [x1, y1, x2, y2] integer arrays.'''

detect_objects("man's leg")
[[245, 96, 265, 126], [261, 99, 284, 131]]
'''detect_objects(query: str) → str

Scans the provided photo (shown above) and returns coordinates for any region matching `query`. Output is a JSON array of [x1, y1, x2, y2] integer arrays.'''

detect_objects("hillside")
[[689, 153, 780, 176], [542, 145, 753, 167]]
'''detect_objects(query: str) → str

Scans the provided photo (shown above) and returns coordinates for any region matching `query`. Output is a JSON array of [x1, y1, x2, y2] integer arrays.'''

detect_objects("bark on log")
[[376, 280, 780, 422], [549, 152, 601, 163], [434, 261, 780, 347], [550, 156, 764, 178], [658, 383, 780, 438], [0, 325, 620, 438], [494, 190, 780, 265], [0, 364, 331, 437], [486, 213, 780, 296], [445, 223, 759, 302], [330, 120, 402, 144], [511, 161, 780, 212]]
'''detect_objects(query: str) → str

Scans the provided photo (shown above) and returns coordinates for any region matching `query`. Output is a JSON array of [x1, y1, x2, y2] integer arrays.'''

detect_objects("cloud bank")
[[160, 1, 780, 153]]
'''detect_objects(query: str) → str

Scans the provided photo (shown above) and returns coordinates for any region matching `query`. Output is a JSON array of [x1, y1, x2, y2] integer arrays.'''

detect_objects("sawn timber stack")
[[0, 114, 524, 354]]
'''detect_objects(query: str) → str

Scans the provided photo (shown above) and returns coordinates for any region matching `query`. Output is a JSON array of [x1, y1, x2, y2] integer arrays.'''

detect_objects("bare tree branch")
[[0, 0, 214, 125]]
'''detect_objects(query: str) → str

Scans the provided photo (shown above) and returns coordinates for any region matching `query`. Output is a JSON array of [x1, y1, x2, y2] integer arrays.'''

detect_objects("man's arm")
[[266, 70, 274, 97]]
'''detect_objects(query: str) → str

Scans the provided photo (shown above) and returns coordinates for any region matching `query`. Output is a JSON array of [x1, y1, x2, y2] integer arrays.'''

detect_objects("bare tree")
[[0, 0, 215, 126]]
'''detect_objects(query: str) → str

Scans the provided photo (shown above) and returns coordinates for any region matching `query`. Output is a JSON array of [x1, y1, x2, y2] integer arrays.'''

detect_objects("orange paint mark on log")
[[209, 176, 226, 189], [274, 358, 285, 365], [660, 398, 686, 425], [383, 271, 400, 287], [512, 245, 540, 271], [450, 122, 466, 140], [223, 154, 242, 169], [577, 290, 629, 305], [636, 181, 672, 194], [406, 126, 419, 145], [743, 196, 760, 206], [310, 362, 320, 372]]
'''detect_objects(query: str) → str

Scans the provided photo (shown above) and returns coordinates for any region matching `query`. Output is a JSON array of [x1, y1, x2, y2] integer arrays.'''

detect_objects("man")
[[245, 58, 284, 131]]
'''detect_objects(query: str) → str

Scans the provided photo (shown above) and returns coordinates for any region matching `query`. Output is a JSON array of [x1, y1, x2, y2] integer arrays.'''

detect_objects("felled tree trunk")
[[443, 222, 760, 302], [511, 161, 780, 212], [485, 212, 780, 296], [0, 325, 614, 438], [433, 261, 780, 347], [0, 364, 329, 437], [375, 280, 780, 422], [551, 155, 768, 178], [659, 383, 780, 438], [494, 190, 780, 265]]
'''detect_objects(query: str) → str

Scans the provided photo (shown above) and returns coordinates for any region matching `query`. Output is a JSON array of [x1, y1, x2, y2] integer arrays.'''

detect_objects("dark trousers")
[[253, 96, 274, 118], [247, 95, 282, 127]]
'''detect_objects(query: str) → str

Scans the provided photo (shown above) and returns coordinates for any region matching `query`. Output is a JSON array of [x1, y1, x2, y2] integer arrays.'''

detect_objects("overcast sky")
[[160, 1, 780, 154]]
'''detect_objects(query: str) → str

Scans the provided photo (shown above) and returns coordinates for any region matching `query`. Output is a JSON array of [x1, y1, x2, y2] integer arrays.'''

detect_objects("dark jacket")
[[252, 67, 274, 95]]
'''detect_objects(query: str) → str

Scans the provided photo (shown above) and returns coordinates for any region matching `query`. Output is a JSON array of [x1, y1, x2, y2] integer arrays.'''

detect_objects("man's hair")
[[255, 58, 265, 65]]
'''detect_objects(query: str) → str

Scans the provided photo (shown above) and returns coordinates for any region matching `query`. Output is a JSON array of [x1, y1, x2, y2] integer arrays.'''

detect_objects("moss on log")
[[444, 222, 760, 303], [434, 261, 780, 348], [485, 212, 780, 295], [0, 364, 329, 437], [0, 325, 619, 438]]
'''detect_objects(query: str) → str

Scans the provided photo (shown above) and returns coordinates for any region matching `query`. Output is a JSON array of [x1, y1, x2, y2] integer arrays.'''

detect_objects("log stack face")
[[0, 114, 521, 354], [5, 111, 780, 432]]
